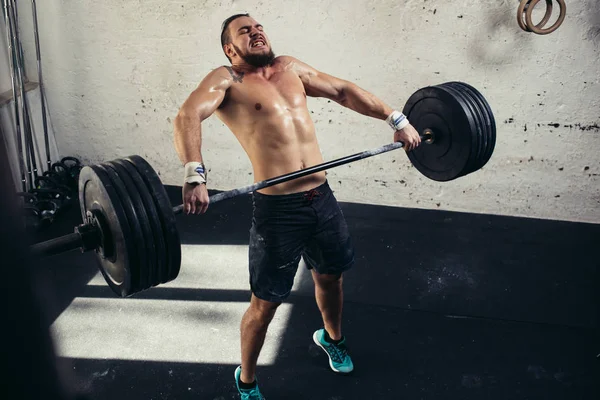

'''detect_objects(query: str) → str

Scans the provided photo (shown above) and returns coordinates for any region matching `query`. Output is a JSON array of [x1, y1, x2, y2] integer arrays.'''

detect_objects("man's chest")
[[229, 70, 307, 112]]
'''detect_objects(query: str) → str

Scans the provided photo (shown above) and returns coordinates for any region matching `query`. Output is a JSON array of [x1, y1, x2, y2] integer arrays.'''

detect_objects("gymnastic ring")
[[526, 0, 566, 35], [517, 0, 553, 32]]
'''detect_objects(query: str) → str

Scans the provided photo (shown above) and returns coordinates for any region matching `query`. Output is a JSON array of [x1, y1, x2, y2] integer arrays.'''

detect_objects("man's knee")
[[312, 270, 343, 288], [249, 293, 282, 319]]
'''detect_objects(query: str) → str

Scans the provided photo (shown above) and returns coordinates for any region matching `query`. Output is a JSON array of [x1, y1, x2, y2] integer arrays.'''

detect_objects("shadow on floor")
[[59, 299, 598, 400], [17, 184, 600, 399]]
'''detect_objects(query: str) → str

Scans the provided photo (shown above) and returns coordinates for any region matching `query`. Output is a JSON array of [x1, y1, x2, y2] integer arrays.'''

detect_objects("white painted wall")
[[8, 0, 600, 223]]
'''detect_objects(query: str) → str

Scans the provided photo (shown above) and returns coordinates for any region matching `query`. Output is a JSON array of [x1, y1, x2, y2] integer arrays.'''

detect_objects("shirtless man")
[[173, 13, 421, 399]]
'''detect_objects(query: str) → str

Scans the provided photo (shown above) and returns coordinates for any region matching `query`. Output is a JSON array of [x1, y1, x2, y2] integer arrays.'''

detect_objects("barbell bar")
[[28, 81, 496, 298]]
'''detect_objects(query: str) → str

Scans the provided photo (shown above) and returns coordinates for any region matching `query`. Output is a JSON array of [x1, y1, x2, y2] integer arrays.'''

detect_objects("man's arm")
[[173, 66, 233, 165], [286, 56, 421, 150], [287, 56, 394, 120]]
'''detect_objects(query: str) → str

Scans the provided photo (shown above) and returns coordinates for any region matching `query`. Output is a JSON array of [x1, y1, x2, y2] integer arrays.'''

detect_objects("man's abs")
[[215, 61, 327, 195], [230, 111, 326, 195], [250, 135, 326, 195]]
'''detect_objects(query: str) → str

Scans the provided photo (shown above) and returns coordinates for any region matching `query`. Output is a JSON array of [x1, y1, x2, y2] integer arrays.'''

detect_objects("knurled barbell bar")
[[28, 81, 496, 298]]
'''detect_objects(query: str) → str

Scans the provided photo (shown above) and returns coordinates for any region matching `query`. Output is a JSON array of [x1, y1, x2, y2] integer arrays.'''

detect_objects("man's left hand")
[[394, 123, 421, 152]]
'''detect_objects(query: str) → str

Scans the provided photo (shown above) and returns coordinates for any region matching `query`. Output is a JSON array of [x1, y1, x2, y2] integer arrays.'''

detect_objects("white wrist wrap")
[[184, 162, 207, 185], [386, 110, 409, 131]]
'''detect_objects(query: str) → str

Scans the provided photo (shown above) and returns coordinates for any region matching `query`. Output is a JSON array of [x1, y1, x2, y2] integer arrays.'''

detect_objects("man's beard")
[[233, 44, 275, 67]]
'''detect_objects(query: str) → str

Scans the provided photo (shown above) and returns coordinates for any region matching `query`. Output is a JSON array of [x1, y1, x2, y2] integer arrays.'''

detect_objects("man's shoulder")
[[274, 55, 295, 61], [198, 65, 229, 80], [274, 55, 299, 65], [274, 55, 309, 74], [209, 65, 235, 75], [200, 65, 238, 85]]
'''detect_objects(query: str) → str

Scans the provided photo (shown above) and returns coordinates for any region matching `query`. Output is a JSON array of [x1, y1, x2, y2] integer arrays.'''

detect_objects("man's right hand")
[[183, 182, 210, 214]]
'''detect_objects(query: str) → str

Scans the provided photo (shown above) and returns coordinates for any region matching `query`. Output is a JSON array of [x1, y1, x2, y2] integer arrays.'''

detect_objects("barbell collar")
[[29, 223, 101, 257]]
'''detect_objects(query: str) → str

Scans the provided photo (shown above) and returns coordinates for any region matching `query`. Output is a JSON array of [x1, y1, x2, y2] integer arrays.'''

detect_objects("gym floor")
[[15, 184, 600, 399]]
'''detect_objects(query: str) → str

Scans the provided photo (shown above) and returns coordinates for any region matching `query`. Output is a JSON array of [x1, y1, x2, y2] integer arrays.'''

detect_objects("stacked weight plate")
[[78, 156, 181, 297], [402, 81, 496, 181]]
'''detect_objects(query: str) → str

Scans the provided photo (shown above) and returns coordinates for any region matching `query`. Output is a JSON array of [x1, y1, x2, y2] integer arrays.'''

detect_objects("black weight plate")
[[453, 81, 496, 168], [78, 165, 134, 297], [446, 81, 492, 172], [96, 163, 148, 294], [106, 160, 157, 291], [442, 82, 486, 175], [472, 84, 496, 167], [458, 82, 493, 171], [444, 82, 488, 175], [112, 158, 167, 287], [436, 83, 482, 177], [125, 155, 181, 283], [402, 85, 474, 181]]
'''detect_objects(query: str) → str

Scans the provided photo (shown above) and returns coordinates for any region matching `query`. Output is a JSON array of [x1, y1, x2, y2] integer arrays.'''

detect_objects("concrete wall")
[[7, 0, 600, 223]]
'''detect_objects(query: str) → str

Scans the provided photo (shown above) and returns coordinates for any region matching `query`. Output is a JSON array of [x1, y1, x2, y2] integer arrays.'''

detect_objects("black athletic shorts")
[[248, 180, 355, 302]]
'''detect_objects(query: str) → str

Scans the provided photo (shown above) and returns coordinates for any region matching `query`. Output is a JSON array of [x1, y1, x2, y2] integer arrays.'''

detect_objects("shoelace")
[[325, 341, 348, 363], [241, 389, 264, 400]]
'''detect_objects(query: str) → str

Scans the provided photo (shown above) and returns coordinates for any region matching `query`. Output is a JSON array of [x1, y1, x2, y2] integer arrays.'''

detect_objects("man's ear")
[[224, 44, 236, 60]]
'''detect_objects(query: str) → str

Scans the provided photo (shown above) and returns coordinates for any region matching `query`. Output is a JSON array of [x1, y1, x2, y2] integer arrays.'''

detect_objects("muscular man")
[[173, 13, 421, 399]]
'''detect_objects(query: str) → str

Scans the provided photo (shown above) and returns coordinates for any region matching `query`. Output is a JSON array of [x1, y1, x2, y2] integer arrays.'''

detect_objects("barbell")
[[29, 81, 496, 298]]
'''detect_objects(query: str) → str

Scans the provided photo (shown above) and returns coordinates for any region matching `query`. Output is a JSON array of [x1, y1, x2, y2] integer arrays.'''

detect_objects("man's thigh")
[[248, 208, 313, 302], [303, 194, 355, 275]]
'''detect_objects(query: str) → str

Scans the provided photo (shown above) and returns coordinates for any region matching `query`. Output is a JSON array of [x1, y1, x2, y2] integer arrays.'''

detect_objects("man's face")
[[227, 16, 275, 67]]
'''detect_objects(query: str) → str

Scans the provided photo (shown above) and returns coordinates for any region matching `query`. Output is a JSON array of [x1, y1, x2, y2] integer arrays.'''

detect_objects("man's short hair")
[[221, 13, 249, 61]]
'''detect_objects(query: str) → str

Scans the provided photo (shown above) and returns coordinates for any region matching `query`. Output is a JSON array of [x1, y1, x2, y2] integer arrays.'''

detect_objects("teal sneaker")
[[234, 365, 265, 399], [312, 329, 354, 374]]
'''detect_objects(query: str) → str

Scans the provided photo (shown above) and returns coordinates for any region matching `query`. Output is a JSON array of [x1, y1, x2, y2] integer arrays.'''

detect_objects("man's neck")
[[230, 61, 272, 76]]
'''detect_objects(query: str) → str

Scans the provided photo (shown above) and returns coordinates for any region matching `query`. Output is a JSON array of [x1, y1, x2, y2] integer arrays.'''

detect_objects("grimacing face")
[[226, 16, 275, 67]]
